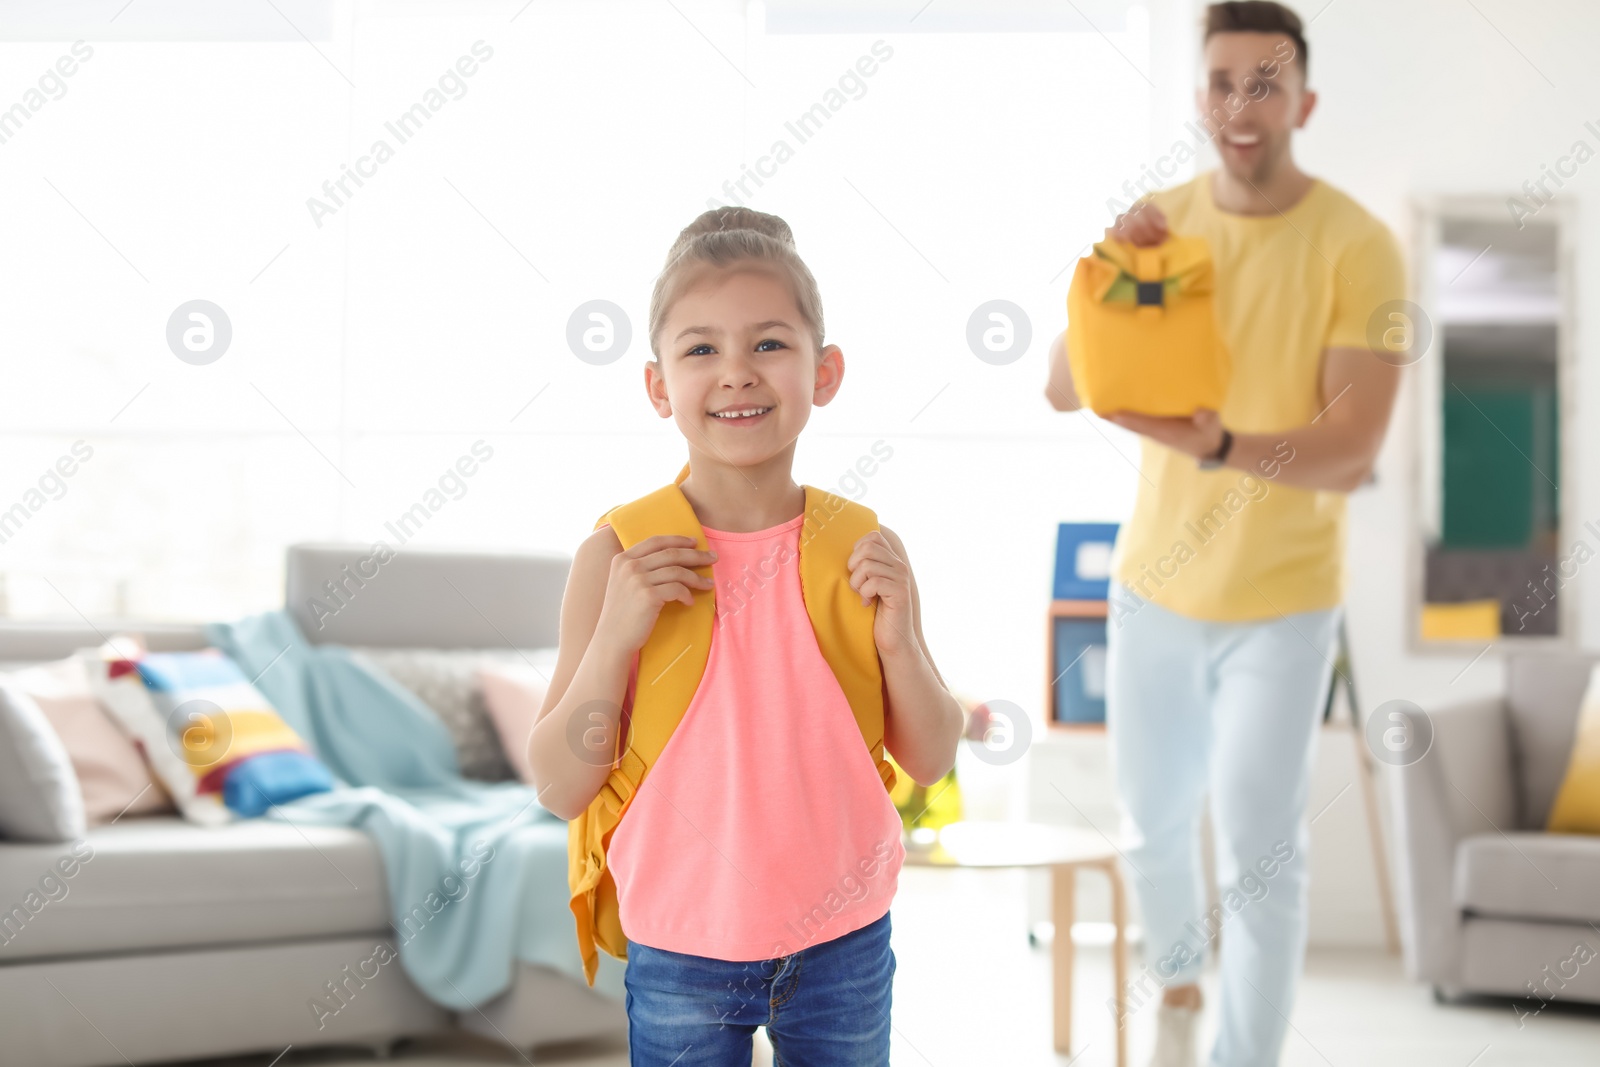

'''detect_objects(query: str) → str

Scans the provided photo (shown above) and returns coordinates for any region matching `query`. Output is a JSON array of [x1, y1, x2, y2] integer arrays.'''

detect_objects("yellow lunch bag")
[[566, 462, 898, 987], [1066, 235, 1230, 418]]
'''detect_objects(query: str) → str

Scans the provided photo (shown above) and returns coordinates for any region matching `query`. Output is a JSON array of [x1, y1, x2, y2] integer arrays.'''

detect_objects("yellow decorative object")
[[888, 752, 962, 833], [1066, 235, 1230, 418], [1547, 664, 1600, 835], [1420, 600, 1502, 641], [565, 463, 896, 987]]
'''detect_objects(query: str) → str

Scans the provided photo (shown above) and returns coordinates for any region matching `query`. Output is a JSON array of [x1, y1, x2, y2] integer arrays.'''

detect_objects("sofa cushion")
[[132, 649, 334, 815], [1547, 662, 1600, 833], [0, 621, 209, 667], [3, 656, 176, 825], [0, 678, 85, 842], [479, 661, 551, 783], [349, 649, 515, 782], [350, 648, 556, 783], [0, 815, 386, 962], [1507, 652, 1600, 828], [285, 544, 567, 650], [80, 650, 233, 826], [1454, 831, 1600, 925]]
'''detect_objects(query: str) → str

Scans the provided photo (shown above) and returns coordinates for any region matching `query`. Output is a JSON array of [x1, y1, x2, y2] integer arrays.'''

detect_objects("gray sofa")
[[0, 543, 628, 1067], [1389, 651, 1600, 1005]]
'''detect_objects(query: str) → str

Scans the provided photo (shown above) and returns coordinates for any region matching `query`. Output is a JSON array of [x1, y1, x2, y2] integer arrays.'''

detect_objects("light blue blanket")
[[205, 610, 625, 1009]]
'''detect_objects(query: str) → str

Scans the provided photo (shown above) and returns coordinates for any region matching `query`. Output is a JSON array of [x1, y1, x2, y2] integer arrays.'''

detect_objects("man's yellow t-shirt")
[[1110, 171, 1406, 622]]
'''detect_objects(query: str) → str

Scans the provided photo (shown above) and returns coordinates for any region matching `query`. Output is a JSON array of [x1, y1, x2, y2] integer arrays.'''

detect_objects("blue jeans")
[[623, 910, 895, 1066], [1106, 582, 1340, 1067]]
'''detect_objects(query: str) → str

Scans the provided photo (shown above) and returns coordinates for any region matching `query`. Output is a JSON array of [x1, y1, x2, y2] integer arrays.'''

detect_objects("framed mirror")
[[1410, 197, 1574, 648]]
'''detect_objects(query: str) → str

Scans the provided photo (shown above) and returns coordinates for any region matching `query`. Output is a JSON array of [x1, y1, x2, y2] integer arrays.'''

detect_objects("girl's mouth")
[[708, 405, 773, 425]]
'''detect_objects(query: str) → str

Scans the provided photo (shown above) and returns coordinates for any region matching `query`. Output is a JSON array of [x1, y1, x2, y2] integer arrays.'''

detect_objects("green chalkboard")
[[1442, 382, 1559, 549]]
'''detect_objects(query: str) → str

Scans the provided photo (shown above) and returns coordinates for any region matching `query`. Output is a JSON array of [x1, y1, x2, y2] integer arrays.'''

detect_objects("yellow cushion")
[[1420, 600, 1502, 641], [1066, 235, 1229, 418], [1547, 663, 1600, 834]]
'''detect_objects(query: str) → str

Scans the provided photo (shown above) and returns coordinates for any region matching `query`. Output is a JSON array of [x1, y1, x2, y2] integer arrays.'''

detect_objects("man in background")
[[1045, 3, 1405, 1065]]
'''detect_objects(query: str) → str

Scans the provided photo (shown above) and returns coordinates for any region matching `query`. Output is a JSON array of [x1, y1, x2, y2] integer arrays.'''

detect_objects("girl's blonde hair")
[[647, 206, 825, 359]]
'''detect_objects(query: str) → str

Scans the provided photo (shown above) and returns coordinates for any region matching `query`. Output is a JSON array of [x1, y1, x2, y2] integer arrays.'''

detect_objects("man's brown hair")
[[1204, 1, 1308, 81]]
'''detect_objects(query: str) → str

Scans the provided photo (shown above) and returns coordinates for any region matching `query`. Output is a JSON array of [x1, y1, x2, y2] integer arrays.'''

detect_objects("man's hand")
[[1107, 202, 1169, 247], [1108, 408, 1226, 460]]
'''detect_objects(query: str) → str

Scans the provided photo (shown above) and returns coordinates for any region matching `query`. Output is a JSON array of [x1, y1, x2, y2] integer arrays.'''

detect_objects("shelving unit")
[[1029, 529, 1121, 927]]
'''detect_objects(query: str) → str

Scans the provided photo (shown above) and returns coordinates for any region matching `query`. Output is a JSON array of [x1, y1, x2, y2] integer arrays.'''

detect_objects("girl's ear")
[[644, 359, 673, 418], [812, 344, 845, 407]]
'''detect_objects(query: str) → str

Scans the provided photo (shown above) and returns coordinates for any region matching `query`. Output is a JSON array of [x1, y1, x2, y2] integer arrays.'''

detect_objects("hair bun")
[[671, 207, 795, 255]]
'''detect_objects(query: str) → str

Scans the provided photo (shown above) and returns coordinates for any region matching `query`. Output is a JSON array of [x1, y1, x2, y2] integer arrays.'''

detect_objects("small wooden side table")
[[902, 819, 1128, 1067]]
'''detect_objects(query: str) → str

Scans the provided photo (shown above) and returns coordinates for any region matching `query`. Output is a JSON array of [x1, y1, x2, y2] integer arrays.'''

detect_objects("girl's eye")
[[685, 340, 783, 356]]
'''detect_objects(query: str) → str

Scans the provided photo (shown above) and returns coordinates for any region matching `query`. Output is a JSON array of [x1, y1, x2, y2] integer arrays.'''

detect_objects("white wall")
[[4, 0, 1591, 722], [1269, 0, 1600, 714], [0, 1, 1155, 728]]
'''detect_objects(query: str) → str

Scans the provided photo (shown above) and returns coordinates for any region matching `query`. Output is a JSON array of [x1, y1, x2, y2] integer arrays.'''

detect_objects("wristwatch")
[[1198, 427, 1234, 470]]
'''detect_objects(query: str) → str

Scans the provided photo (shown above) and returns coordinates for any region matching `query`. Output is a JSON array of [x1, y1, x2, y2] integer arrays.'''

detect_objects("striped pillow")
[[131, 650, 333, 817]]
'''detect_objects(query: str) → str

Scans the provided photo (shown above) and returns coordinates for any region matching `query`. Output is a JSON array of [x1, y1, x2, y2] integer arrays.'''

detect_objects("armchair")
[[1388, 652, 1600, 1004]]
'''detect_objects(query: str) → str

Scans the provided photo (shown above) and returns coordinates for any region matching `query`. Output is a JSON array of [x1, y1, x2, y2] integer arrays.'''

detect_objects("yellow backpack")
[[566, 463, 898, 987], [1066, 235, 1230, 418]]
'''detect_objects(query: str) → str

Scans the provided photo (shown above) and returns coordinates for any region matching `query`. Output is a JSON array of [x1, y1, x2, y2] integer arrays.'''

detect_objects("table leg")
[[1051, 864, 1076, 1054], [1107, 858, 1128, 1067]]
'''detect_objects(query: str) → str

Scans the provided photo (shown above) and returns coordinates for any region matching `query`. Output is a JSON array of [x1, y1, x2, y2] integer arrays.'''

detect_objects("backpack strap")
[[589, 463, 714, 817], [569, 465, 713, 986], [799, 486, 896, 790]]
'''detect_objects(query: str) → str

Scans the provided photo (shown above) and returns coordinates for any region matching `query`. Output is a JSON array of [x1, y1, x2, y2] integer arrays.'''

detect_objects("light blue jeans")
[[623, 910, 894, 1066], [1105, 582, 1340, 1067]]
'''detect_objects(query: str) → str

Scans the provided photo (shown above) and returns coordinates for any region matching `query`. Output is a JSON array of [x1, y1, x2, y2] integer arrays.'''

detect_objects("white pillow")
[[5, 657, 176, 825], [0, 677, 88, 842], [78, 648, 233, 827]]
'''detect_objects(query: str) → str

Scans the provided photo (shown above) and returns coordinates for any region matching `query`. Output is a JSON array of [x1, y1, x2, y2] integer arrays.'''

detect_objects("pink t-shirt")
[[605, 512, 905, 961]]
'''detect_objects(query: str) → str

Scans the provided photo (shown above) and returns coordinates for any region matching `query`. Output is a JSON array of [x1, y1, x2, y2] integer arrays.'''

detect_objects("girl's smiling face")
[[648, 262, 843, 470]]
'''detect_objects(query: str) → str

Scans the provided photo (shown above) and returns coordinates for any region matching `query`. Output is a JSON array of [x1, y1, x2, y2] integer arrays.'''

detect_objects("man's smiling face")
[[1199, 31, 1315, 186]]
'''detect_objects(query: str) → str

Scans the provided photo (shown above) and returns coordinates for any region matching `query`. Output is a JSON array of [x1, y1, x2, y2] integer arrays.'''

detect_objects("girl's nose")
[[718, 354, 759, 387]]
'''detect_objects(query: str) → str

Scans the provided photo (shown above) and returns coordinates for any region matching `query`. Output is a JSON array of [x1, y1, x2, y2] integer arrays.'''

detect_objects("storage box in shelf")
[[1052, 523, 1119, 600], [1046, 599, 1109, 730]]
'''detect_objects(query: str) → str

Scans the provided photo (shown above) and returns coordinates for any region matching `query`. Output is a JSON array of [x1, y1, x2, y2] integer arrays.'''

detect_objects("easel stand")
[[1323, 618, 1402, 955]]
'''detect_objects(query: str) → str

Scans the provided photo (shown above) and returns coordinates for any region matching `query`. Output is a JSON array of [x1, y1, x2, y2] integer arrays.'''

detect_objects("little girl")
[[528, 206, 964, 1066]]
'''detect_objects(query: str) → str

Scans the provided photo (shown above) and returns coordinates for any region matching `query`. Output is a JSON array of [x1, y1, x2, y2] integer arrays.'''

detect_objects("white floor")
[[165, 866, 1600, 1067]]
